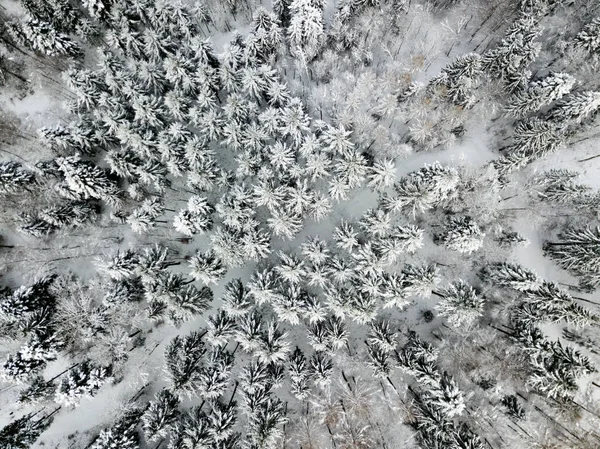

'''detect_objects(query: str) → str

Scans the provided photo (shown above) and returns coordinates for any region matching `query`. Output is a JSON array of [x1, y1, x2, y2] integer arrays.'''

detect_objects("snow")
[[1, 0, 600, 448]]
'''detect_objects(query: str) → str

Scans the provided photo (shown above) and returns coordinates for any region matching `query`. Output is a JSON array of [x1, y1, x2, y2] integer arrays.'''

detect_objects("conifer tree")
[[436, 216, 485, 254], [165, 331, 206, 397], [547, 90, 600, 124], [8, 18, 82, 57], [479, 262, 541, 291], [0, 411, 55, 449], [482, 15, 542, 91], [435, 280, 485, 329], [572, 17, 600, 58], [382, 163, 460, 216], [221, 278, 253, 318], [92, 409, 141, 449], [189, 251, 227, 285], [544, 226, 600, 285], [0, 162, 36, 195], [55, 361, 112, 407], [505, 72, 576, 118], [54, 154, 120, 206], [288, 0, 325, 61], [142, 388, 180, 442]]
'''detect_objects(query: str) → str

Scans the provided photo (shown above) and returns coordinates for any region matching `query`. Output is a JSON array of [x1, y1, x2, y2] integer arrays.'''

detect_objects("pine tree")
[[165, 331, 206, 397], [0, 276, 56, 319], [196, 348, 233, 400], [0, 162, 36, 195], [366, 158, 396, 192], [505, 72, 576, 117], [255, 322, 290, 364], [0, 411, 55, 449], [525, 281, 598, 327], [288, 0, 325, 61], [436, 216, 485, 254], [310, 351, 333, 388], [221, 278, 253, 318], [435, 280, 485, 329], [572, 17, 600, 58], [236, 311, 264, 353], [206, 310, 238, 347], [479, 262, 541, 291], [142, 388, 180, 441], [544, 226, 600, 282], [189, 251, 227, 285], [173, 196, 214, 236], [17, 214, 57, 238], [8, 18, 82, 57], [207, 400, 238, 443], [54, 154, 120, 205], [366, 341, 392, 379], [288, 347, 310, 400], [382, 163, 460, 216], [547, 90, 600, 124], [402, 264, 440, 298], [55, 361, 112, 407], [98, 249, 139, 280], [92, 409, 141, 449], [429, 371, 466, 418], [17, 376, 56, 404], [501, 395, 525, 420], [367, 320, 397, 353]]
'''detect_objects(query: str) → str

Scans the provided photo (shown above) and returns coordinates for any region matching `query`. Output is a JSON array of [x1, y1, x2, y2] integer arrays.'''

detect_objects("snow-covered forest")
[[1, 0, 600, 447]]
